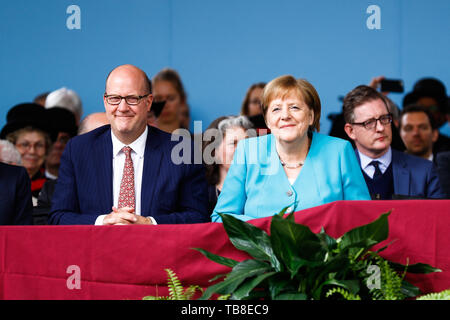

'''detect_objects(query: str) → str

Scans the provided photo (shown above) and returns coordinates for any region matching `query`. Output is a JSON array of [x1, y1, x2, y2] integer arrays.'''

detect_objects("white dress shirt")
[[95, 127, 156, 225], [358, 147, 392, 179]]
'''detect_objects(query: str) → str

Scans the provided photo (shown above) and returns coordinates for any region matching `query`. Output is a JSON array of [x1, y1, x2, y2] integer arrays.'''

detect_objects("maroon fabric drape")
[[1, 200, 449, 300]]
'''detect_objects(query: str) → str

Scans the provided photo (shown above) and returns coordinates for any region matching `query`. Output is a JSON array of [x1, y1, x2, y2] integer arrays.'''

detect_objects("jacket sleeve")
[[13, 166, 33, 225], [211, 140, 250, 223], [426, 163, 446, 199], [48, 140, 99, 225], [340, 141, 371, 200]]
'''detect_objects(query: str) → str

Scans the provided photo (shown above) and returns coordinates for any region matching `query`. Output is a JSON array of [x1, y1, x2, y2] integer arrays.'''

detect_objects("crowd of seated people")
[[0, 66, 449, 226]]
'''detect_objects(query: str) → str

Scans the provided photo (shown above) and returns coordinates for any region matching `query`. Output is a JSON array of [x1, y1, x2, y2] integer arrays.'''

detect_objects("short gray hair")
[[45, 87, 83, 122], [0, 139, 22, 165], [217, 115, 254, 135]]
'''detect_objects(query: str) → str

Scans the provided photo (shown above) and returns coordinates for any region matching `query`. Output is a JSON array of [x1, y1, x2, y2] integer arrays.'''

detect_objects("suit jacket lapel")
[[392, 150, 410, 195], [95, 129, 113, 210], [141, 126, 163, 215]]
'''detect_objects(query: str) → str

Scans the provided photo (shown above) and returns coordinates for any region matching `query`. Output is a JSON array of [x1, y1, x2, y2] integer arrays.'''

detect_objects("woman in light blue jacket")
[[212, 75, 370, 222]]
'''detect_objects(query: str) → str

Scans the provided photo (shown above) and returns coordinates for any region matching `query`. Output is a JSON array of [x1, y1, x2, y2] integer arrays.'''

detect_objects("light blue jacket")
[[212, 132, 370, 222]]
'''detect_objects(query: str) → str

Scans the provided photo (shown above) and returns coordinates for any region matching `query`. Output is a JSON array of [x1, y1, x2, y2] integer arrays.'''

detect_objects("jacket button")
[[286, 190, 293, 197]]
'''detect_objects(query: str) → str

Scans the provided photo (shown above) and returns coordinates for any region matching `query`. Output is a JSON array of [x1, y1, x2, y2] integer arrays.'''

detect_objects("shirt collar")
[[358, 147, 392, 171], [111, 126, 148, 158]]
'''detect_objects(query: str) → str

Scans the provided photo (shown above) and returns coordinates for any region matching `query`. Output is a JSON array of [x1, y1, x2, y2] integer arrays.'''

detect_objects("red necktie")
[[118, 146, 135, 209]]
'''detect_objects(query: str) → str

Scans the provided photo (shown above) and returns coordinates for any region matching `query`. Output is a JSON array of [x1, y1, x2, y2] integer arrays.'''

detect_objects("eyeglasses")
[[352, 114, 393, 130], [16, 141, 46, 152], [104, 94, 150, 105]]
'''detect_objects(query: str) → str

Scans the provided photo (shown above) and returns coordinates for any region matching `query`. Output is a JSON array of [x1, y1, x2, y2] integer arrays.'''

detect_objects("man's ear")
[[432, 128, 439, 143], [146, 94, 153, 112], [344, 123, 355, 140]]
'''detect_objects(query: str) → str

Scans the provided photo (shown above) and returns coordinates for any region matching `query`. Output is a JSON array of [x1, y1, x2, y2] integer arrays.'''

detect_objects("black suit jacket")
[[436, 151, 450, 199], [0, 162, 33, 225]]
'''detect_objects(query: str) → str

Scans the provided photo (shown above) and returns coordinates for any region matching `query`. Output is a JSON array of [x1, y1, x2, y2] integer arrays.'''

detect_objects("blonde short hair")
[[262, 75, 321, 132]]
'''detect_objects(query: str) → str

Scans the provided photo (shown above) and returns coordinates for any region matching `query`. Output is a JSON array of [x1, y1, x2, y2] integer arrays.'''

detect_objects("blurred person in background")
[[0, 139, 22, 165], [78, 112, 109, 135], [45, 87, 83, 125], [1, 103, 53, 205], [33, 92, 50, 107], [403, 77, 450, 154], [44, 107, 78, 179], [152, 68, 187, 133], [202, 115, 254, 213], [399, 105, 439, 161]]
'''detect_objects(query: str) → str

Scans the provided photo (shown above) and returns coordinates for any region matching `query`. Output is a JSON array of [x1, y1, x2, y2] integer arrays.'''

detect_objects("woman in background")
[[152, 68, 188, 133], [203, 115, 254, 213]]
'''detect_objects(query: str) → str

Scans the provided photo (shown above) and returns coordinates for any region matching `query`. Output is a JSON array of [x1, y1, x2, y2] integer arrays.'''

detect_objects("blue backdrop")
[[1, 0, 449, 134]]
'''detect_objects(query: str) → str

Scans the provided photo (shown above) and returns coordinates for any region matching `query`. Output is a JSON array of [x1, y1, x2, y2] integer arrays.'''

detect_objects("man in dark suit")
[[0, 162, 33, 225], [343, 85, 444, 199], [49, 64, 209, 225]]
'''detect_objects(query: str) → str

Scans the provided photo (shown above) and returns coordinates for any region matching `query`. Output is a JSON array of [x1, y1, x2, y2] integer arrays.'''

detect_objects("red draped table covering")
[[1, 200, 449, 300]]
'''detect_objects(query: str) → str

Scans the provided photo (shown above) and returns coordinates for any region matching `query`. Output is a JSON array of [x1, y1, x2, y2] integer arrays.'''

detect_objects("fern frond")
[[184, 285, 203, 300], [325, 287, 361, 300], [165, 268, 185, 300], [417, 289, 450, 300], [217, 294, 231, 300]]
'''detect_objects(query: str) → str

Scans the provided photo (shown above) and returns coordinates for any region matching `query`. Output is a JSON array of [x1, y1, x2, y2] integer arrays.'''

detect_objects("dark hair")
[[400, 104, 437, 130], [343, 85, 389, 124], [152, 68, 187, 104], [240, 82, 266, 116]]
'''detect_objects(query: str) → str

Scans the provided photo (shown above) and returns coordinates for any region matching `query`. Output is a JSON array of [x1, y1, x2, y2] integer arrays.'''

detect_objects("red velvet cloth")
[[1, 200, 449, 300]]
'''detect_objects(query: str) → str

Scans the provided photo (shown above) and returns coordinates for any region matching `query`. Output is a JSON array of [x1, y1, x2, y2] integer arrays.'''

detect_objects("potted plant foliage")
[[194, 210, 441, 300]]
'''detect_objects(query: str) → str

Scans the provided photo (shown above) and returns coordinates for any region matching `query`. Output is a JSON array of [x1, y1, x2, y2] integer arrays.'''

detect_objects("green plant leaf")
[[193, 248, 239, 268], [317, 227, 337, 252], [232, 272, 276, 300], [339, 212, 391, 254], [267, 273, 297, 300], [270, 214, 324, 277], [220, 213, 282, 270], [313, 279, 360, 300], [389, 261, 441, 274], [274, 292, 308, 300], [400, 280, 421, 298], [199, 259, 272, 300]]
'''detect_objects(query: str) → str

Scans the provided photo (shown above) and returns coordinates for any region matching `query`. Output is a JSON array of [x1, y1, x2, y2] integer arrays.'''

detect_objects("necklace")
[[279, 158, 304, 169]]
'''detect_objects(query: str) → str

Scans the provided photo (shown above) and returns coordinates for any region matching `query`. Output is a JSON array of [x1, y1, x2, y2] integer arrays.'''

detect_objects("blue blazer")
[[355, 148, 445, 199], [0, 162, 33, 225], [212, 132, 371, 222], [49, 125, 210, 225]]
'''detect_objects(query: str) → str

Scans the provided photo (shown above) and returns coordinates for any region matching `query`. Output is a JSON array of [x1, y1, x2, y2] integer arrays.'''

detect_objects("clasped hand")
[[103, 206, 153, 225]]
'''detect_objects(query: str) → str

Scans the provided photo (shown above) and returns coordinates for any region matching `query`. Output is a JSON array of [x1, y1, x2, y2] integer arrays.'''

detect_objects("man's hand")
[[369, 76, 389, 96], [103, 207, 153, 225]]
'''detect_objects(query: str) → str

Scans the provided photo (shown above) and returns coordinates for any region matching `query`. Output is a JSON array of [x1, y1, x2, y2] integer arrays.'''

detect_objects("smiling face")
[[345, 98, 392, 158], [265, 91, 314, 145], [104, 65, 152, 144], [15, 130, 47, 177], [215, 126, 248, 171]]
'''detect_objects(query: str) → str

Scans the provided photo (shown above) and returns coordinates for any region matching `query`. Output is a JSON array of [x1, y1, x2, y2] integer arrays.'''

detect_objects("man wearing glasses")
[[343, 85, 444, 200], [49, 64, 209, 225]]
